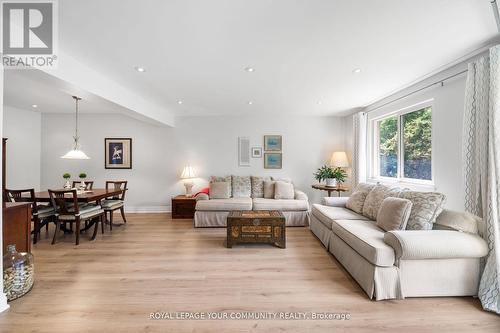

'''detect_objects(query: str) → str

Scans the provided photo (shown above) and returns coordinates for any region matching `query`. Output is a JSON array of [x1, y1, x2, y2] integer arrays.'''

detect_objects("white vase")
[[80, 180, 86, 190], [64, 180, 71, 189], [325, 178, 337, 187]]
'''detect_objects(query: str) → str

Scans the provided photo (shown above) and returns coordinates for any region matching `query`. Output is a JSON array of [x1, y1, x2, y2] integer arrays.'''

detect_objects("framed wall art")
[[251, 147, 262, 158], [264, 135, 282, 151], [264, 153, 282, 169], [105, 138, 132, 169]]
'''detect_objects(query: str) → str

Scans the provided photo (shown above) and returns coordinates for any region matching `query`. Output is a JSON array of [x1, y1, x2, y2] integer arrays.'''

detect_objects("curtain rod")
[[365, 69, 468, 114]]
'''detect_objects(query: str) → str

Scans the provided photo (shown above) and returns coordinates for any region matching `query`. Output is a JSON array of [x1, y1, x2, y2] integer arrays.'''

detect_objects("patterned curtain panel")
[[463, 45, 500, 314], [352, 112, 368, 187]]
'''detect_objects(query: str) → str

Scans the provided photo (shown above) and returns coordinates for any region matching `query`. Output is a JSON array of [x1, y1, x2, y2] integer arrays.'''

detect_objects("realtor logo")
[[1, 0, 58, 68]]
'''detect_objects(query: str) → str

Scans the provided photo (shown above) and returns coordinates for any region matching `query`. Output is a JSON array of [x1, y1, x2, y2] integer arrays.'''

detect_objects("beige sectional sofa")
[[194, 176, 310, 227], [310, 183, 488, 301]]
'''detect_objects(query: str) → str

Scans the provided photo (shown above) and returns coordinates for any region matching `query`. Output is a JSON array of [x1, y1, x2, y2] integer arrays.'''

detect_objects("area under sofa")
[[310, 183, 488, 301]]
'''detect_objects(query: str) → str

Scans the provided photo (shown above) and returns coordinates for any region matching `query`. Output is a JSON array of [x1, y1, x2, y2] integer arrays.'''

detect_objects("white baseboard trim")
[[0, 293, 9, 313], [124, 206, 171, 213]]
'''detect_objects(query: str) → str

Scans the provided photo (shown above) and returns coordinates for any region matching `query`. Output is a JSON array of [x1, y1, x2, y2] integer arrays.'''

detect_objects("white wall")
[[39, 114, 345, 211], [345, 65, 468, 211], [3, 106, 42, 191]]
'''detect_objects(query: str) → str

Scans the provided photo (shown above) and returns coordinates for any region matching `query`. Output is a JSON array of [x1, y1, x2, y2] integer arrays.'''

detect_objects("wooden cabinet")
[[3, 202, 32, 253], [171, 195, 196, 219]]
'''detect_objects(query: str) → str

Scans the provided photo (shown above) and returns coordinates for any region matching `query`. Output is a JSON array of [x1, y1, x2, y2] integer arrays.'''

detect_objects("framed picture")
[[238, 137, 250, 167], [264, 153, 282, 169], [105, 138, 132, 169], [264, 135, 282, 151], [251, 147, 262, 158]]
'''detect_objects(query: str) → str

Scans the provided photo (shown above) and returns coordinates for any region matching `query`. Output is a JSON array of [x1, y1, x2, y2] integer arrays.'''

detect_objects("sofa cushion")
[[362, 184, 406, 220], [376, 197, 412, 231], [331, 219, 395, 267], [263, 180, 275, 199], [210, 176, 232, 196], [274, 181, 294, 199], [209, 181, 231, 199], [195, 198, 252, 211], [253, 198, 308, 211], [311, 203, 369, 230], [434, 209, 480, 234], [232, 176, 251, 198], [346, 183, 375, 214], [251, 176, 268, 198], [401, 191, 446, 230]]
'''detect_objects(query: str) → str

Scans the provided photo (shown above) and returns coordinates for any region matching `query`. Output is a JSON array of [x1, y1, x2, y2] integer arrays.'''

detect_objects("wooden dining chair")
[[72, 181, 94, 190], [101, 181, 128, 231], [48, 189, 104, 245], [4, 188, 56, 244]]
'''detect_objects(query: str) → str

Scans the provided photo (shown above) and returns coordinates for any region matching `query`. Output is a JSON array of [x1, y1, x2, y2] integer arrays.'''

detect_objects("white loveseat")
[[310, 183, 488, 301], [194, 176, 310, 227]]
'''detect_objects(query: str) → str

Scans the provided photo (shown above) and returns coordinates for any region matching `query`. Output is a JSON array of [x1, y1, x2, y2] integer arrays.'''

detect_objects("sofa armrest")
[[384, 230, 488, 262], [294, 190, 308, 201], [195, 193, 209, 201], [321, 197, 348, 207]]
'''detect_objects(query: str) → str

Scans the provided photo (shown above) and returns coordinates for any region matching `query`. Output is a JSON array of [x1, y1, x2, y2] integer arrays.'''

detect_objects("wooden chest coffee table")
[[226, 211, 286, 248]]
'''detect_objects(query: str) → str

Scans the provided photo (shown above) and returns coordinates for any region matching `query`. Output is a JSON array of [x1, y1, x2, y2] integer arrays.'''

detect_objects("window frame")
[[369, 100, 434, 187]]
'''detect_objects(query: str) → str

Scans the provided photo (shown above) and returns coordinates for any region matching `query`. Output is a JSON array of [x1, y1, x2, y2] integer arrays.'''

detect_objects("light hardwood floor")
[[0, 214, 498, 333]]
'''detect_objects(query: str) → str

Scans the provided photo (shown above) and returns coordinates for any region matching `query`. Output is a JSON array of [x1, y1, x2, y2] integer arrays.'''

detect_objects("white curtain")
[[352, 111, 367, 187], [463, 45, 500, 314]]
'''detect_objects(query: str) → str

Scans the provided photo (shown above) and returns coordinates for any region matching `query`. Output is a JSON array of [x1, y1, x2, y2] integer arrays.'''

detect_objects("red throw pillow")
[[193, 187, 209, 197]]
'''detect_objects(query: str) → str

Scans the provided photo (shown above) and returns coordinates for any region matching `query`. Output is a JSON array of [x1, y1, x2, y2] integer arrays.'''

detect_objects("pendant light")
[[61, 96, 90, 159]]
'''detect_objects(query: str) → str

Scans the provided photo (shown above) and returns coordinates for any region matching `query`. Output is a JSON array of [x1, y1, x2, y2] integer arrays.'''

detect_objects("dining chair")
[[72, 180, 94, 190], [4, 188, 56, 244], [48, 189, 104, 245], [101, 181, 128, 231]]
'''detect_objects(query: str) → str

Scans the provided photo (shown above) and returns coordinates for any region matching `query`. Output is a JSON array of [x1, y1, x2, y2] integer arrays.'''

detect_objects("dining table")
[[29, 188, 124, 233]]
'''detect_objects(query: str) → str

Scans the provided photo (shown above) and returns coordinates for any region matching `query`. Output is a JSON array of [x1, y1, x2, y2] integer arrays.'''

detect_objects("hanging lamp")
[[61, 96, 90, 159]]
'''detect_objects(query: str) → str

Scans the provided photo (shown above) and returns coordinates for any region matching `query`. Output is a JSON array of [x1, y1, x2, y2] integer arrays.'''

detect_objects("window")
[[373, 106, 432, 183]]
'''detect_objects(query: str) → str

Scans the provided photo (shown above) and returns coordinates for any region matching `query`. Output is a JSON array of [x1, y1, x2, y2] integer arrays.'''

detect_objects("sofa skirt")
[[328, 232, 402, 301], [194, 210, 310, 228], [310, 214, 331, 248]]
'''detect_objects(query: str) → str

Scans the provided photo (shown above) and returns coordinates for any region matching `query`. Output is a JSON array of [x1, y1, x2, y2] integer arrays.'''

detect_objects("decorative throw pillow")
[[232, 176, 251, 198], [346, 183, 375, 214], [434, 209, 479, 234], [362, 184, 405, 220], [274, 181, 294, 199], [271, 177, 293, 184], [251, 176, 268, 198], [402, 191, 446, 230], [263, 180, 275, 199], [209, 181, 231, 199], [210, 176, 232, 197], [376, 197, 413, 231]]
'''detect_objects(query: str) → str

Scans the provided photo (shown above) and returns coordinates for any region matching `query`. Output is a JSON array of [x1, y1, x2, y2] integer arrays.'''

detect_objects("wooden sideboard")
[[3, 202, 32, 253]]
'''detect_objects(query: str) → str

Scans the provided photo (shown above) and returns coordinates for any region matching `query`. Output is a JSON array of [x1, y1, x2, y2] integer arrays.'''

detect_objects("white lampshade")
[[61, 148, 90, 159], [181, 165, 196, 179], [331, 151, 349, 167]]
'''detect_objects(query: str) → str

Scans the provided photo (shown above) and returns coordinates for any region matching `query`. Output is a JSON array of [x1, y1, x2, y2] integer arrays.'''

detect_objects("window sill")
[[367, 178, 436, 192]]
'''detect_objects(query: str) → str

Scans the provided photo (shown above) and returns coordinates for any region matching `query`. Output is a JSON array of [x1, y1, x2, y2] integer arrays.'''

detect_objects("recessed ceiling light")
[[177, 100, 183, 105], [247, 101, 253, 105], [134, 66, 146, 72], [352, 68, 361, 74], [31, 104, 38, 108], [244, 66, 255, 72]]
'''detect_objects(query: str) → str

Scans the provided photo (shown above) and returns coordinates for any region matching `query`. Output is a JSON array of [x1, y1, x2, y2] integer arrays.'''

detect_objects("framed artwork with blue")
[[264, 153, 282, 169], [105, 138, 132, 169], [264, 135, 282, 151]]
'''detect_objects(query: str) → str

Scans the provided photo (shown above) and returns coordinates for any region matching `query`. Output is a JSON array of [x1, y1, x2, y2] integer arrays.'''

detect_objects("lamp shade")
[[331, 151, 349, 167], [61, 148, 90, 159], [181, 165, 196, 179]]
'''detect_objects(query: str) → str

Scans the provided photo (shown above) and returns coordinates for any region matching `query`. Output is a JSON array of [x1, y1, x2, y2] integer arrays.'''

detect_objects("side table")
[[171, 195, 196, 219], [311, 184, 349, 197]]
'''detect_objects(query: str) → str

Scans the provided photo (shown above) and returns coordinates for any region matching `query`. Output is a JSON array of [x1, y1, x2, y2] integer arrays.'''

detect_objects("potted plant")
[[314, 165, 347, 187], [78, 172, 87, 190], [63, 173, 71, 189]]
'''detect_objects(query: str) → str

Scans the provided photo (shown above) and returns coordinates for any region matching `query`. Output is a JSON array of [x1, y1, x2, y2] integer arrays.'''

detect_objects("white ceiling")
[[4, 0, 499, 118]]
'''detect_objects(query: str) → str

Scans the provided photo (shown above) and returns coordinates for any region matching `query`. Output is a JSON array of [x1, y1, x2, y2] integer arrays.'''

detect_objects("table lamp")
[[331, 151, 349, 168], [181, 165, 196, 197]]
